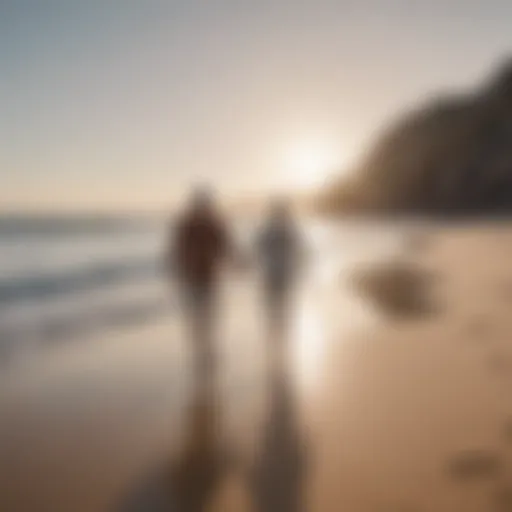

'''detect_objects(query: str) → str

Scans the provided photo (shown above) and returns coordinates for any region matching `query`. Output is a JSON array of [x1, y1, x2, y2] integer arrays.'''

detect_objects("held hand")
[[232, 251, 253, 273]]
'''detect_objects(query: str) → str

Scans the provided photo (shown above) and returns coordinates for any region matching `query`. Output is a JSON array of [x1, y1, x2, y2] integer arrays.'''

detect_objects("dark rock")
[[352, 261, 439, 319]]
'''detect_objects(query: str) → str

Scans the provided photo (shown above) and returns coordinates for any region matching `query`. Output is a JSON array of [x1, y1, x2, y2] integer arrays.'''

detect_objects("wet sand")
[[2, 224, 512, 511]]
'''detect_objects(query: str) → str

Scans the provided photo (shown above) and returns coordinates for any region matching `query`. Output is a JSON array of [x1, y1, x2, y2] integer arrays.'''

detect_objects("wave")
[[0, 214, 163, 239], [0, 297, 171, 358], [0, 257, 162, 307]]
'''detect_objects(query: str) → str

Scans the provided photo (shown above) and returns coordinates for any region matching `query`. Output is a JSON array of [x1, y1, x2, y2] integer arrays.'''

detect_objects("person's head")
[[269, 197, 292, 223], [189, 185, 214, 215]]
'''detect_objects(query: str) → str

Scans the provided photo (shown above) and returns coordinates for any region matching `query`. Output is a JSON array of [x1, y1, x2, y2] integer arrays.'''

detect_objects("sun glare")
[[284, 138, 344, 191]]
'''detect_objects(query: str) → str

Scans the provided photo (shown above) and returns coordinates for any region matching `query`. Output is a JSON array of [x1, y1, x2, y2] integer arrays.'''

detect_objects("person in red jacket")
[[167, 186, 232, 374]]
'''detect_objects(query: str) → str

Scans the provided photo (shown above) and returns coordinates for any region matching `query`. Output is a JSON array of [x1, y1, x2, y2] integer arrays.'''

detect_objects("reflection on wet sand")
[[248, 350, 308, 512], [120, 320, 310, 512], [169, 374, 226, 512], [119, 350, 226, 512]]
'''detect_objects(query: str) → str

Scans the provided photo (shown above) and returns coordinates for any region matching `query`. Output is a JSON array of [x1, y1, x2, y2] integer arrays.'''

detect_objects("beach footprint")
[[447, 450, 504, 481]]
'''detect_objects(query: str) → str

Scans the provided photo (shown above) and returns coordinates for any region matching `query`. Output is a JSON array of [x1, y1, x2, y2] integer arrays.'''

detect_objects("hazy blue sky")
[[2, 1, 512, 211]]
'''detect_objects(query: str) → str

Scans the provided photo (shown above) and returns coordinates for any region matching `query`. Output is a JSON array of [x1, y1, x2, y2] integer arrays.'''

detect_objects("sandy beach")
[[310, 224, 512, 512], [1, 223, 512, 511]]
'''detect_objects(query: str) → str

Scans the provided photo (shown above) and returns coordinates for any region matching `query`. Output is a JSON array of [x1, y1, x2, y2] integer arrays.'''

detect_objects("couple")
[[166, 187, 302, 372]]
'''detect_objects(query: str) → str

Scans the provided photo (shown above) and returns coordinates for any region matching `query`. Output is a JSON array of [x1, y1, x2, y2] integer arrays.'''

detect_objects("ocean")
[[0, 214, 407, 361], [0, 215, 172, 358]]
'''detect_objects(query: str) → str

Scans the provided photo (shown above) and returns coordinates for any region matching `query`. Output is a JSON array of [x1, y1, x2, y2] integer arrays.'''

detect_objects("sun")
[[283, 137, 343, 191]]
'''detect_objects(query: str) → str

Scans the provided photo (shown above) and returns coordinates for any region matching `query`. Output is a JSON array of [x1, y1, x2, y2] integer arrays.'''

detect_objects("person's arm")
[[165, 217, 186, 281]]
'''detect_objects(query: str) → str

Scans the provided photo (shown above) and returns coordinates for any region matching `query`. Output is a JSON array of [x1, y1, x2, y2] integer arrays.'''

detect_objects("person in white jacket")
[[256, 199, 302, 337]]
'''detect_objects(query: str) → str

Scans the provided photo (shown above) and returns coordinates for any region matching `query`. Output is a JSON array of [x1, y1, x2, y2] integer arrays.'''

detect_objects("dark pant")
[[182, 282, 214, 319], [180, 281, 216, 375], [263, 275, 293, 336]]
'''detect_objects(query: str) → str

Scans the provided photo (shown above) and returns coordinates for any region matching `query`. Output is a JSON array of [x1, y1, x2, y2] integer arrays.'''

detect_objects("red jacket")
[[172, 211, 230, 285]]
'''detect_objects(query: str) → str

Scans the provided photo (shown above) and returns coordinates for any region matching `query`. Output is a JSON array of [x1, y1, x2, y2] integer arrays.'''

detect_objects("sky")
[[2, 0, 512, 212]]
